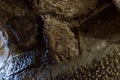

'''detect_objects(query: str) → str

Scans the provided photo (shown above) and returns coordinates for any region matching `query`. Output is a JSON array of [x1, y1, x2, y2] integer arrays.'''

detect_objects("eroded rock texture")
[[31, 0, 112, 62], [6, 14, 44, 52], [0, 0, 120, 80], [42, 16, 79, 62], [55, 50, 120, 80]]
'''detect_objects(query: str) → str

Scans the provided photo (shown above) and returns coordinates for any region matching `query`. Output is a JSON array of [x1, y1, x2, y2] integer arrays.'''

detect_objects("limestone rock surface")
[[0, 0, 120, 80], [31, 0, 112, 62]]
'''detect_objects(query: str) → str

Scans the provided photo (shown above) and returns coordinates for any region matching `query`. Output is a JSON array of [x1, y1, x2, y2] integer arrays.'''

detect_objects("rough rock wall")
[[0, 0, 120, 80], [31, 0, 112, 63], [0, 0, 112, 63]]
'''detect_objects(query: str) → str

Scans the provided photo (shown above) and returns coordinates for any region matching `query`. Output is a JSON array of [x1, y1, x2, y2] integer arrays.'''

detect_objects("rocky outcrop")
[[0, 0, 112, 63], [0, 0, 120, 80], [0, 0, 111, 62], [31, 0, 112, 62]]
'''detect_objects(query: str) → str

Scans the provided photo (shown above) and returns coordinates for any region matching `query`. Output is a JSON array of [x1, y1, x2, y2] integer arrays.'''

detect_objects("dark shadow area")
[[6, 14, 45, 51], [80, 6, 120, 39]]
